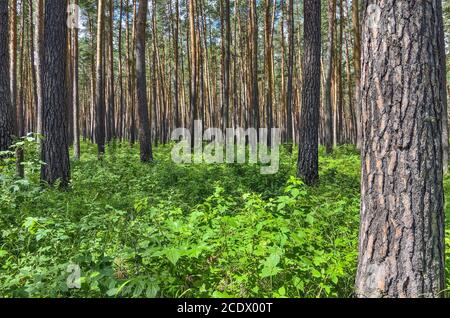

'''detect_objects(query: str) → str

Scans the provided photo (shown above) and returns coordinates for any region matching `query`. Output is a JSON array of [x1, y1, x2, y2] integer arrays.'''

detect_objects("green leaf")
[[312, 269, 321, 278], [0, 249, 8, 258], [145, 281, 160, 298], [260, 253, 282, 278], [106, 288, 119, 297], [306, 213, 315, 225], [165, 248, 182, 266]]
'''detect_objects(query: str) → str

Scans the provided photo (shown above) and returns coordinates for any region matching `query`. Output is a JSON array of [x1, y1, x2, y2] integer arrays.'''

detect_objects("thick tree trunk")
[[0, 1, 14, 151], [41, 0, 70, 187], [297, 0, 321, 185], [356, 0, 446, 298], [135, 0, 153, 162]]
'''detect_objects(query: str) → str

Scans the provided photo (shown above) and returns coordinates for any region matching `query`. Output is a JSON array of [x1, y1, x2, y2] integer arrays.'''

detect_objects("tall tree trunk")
[[356, 0, 446, 298], [173, 0, 180, 128], [16, 0, 25, 178], [264, 0, 274, 146], [135, 0, 153, 162], [352, 0, 362, 149], [437, 0, 448, 173], [297, 0, 321, 185], [118, 0, 125, 141], [28, 0, 38, 134], [107, 0, 115, 142], [221, 0, 231, 132], [73, 0, 80, 160], [0, 1, 14, 151], [41, 0, 70, 187], [336, 0, 344, 146], [250, 0, 259, 133], [285, 0, 294, 151], [323, 0, 336, 154], [189, 0, 198, 149], [10, 0, 17, 141], [95, 0, 106, 157]]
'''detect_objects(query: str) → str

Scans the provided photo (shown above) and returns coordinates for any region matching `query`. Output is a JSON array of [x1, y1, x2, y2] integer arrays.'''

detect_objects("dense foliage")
[[1, 139, 449, 298]]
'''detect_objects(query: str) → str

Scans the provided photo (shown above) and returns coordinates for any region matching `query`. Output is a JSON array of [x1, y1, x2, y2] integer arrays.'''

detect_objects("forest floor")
[[1, 141, 449, 298]]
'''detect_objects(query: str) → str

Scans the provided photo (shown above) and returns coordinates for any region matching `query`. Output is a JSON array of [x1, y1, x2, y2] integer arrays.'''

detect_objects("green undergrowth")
[[0, 139, 449, 298]]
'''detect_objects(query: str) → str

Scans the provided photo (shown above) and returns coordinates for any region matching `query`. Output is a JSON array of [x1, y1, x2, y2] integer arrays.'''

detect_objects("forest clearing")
[[1, 0, 450, 301]]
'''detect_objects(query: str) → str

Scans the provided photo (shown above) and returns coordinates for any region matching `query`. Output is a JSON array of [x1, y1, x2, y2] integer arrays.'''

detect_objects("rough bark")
[[135, 0, 153, 162], [356, 0, 446, 298], [0, 1, 14, 151], [41, 0, 70, 187], [297, 0, 321, 185]]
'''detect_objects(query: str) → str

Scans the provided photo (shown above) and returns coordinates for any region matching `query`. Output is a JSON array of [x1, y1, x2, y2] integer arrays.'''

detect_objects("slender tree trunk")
[[73, 0, 80, 160], [437, 0, 448, 173], [285, 0, 294, 151], [250, 0, 259, 133], [108, 0, 115, 142], [297, 0, 321, 185], [118, 0, 125, 141], [95, 0, 106, 157], [356, 0, 446, 298], [352, 0, 362, 149], [264, 0, 274, 146], [28, 0, 38, 133], [16, 1, 25, 178], [324, 0, 336, 154], [189, 0, 198, 149], [10, 0, 17, 141], [173, 0, 180, 128], [221, 0, 231, 132]]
